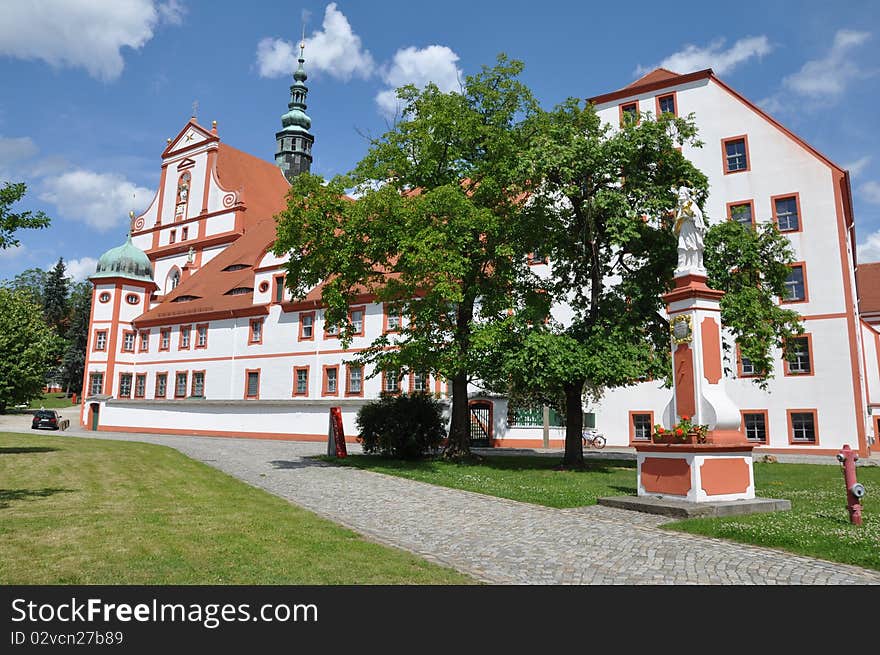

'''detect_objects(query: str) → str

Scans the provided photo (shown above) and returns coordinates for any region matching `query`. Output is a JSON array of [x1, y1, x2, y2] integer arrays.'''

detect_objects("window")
[[294, 366, 309, 396], [249, 319, 263, 344], [657, 93, 676, 116], [175, 372, 188, 398], [125, 293, 139, 305], [723, 136, 749, 173], [350, 307, 365, 336], [411, 371, 429, 392], [742, 411, 768, 443], [741, 355, 755, 376], [785, 335, 813, 375], [384, 305, 402, 333], [181, 226, 189, 241], [169, 229, 176, 244], [94, 330, 107, 351], [138, 330, 150, 352], [88, 372, 104, 396], [155, 373, 168, 399], [783, 264, 807, 303], [191, 371, 205, 398], [346, 365, 363, 396], [119, 373, 133, 398], [773, 194, 801, 232], [383, 370, 401, 394], [619, 102, 638, 126], [245, 370, 260, 399], [160, 328, 171, 351], [789, 410, 818, 443], [168, 269, 181, 292], [325, 318, 339, 338], [99, 292, 111, 303], [273, 275, 285, 303], [121, 331, 135, 352], [134, 374, 146, 399], [323, 366, 339, 396], [179, 325, 191, 350], [299, 312, 315, 340], [631, 412, 653, 441], [727, 201, 754, 229], [195, 324, 208, 349]]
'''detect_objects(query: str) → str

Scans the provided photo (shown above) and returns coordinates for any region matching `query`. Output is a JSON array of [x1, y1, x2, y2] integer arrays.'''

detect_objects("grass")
[[323, 454, 638, 508], [28, 392, 75, 409], [0, 432, 472, 584], [327, 453, 880, 571]]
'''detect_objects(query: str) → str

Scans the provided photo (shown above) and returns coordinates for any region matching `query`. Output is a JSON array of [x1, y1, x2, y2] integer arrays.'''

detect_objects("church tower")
[[275, 41, 314, 183]]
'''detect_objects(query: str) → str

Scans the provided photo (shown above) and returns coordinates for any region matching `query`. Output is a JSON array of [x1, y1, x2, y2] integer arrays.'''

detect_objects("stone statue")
[[673, 185, 706, 275], [186, 247, 195, 264]]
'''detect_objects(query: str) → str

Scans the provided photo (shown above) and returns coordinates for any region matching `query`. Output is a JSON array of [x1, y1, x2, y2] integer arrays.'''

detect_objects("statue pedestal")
[[635, 273, 755, 502], [635, 444, 755, 502]]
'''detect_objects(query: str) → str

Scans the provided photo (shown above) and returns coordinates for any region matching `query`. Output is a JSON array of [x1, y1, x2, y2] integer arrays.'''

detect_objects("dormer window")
[[222, 264, 251, 272], [225, 287, 254, 296]]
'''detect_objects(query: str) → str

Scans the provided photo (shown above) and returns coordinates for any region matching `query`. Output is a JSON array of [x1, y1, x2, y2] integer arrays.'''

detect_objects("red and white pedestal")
[[635, 273, 755, 502]]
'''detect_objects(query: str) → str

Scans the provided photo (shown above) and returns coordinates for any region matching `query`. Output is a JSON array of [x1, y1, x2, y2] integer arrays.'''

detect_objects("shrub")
[[356, 392, 446, 459]]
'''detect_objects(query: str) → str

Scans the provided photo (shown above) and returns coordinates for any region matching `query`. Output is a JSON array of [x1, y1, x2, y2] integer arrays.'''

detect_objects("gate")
[[468, 400, 493, 447]]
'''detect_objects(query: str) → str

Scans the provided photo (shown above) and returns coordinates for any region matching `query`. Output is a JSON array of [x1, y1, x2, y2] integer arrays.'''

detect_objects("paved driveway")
[[27, 426, 876, 585]]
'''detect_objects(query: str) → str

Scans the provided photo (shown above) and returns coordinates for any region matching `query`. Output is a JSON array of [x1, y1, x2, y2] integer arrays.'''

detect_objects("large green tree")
[[0, 182, 50, 249], [60, 281, 92, 395], [0, 288, 63, 412], [2, 267, 48, 305], [43, 257, 70, 336], [485, 103, 802, 466], [274, 56, 542, 457]]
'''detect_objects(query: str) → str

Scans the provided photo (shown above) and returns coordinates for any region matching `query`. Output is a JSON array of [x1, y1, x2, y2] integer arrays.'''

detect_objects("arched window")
[[174, 171, 191, 222], [166, 268, 181, 294]]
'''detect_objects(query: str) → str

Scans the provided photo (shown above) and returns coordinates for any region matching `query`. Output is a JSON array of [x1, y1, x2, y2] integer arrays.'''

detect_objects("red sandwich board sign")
[[327, 406, 347, 458]]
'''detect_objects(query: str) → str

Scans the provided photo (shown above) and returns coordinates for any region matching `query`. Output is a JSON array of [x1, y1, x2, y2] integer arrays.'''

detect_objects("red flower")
[[675, 428, 684, 436], [680, 415, 690, 421], [657, 428, 665, 434]]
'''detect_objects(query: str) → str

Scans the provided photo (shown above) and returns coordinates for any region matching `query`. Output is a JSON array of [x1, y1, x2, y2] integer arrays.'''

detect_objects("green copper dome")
[[92, 233, 153, 283], [281, 106, 312, 131]]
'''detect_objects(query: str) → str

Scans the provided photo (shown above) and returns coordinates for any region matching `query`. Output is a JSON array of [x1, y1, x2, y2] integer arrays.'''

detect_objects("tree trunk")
[[444, 372, 471, 458], [562, 380, 585, 467]]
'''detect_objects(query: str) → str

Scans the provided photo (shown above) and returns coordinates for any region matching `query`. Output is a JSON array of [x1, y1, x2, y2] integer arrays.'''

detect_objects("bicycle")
[[582, 427, 606, 449]]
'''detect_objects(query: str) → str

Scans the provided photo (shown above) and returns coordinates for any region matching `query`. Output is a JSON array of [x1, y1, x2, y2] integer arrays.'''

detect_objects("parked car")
[[31, 410, 69, 431]]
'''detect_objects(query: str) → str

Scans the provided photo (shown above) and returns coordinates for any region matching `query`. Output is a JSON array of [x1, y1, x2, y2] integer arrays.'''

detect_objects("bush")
[[356, 392, 446, 459]]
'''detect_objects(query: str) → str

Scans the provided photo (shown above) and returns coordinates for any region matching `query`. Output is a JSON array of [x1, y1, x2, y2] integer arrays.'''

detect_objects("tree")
[[60, 281, 92, 395], [43, 258, 71, 336], [0, 288, 63, 413], [488, 103, 802, 467], [2, 267, 48, 305], [0, 182, 50, 249], [274, 56, 542, 458]]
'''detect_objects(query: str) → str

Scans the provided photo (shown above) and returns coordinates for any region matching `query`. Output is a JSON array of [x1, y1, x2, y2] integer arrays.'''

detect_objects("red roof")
[[857, 262, 880, 316], [587, 68, 713, 106], [624, 68, 681, 89]]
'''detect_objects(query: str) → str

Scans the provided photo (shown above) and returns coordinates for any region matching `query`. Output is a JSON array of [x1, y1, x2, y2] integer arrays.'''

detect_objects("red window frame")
[[118, 372, 133, 399], [409, 371, 430, 393], [781, 262, 809, 304], [619, 101, 639, 126], [174, 371, 188, 398], [787, 409, 819, 445], [88, 372, 104, 396], [244, 369, 260, 399], [159, 328, 171, 352], [120, 330, 136, 353], [383, 304, 403, 334], [740, 409, 769, 444], [726, 199, 756, 229], [345, 364, 364, 397], [322, 365, 339, 396], [783, 332, 814, 377], [178, 324, 192, 350], [272, 274, 286, 304], [190, 370, 206, 398], [134, 373, 147, 399], [195, 323, 208, 349], [629, 410, 654, 444], [349, 305, 366, 337], [721, 135, 750, 174], [93, 329, 108, 352], [155, 372, 168, 399], [299, 311, 315, 341], [381, 369, 402, 394], [293, 366, 310, 397], [248, 318, 264, 345], [138, 329, 150, 353], [655, 92, 677, 117], [771, 193, 803, 234]]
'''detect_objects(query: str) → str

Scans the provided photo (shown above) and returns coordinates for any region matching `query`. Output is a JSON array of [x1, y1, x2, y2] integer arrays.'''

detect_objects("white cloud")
[[635, 36, 772, 77], [860, 181, 880, 204], [857, 229, 880, 262], [0, 1, 183, 82], [39, 169, 153, 231], [844, 156, 872, 178], [783, 30, 871, 98], [256, 3, 374, 80], [376, 45, 462, 118], [65, 257, 99, 281], [0, 135, 39, 182]]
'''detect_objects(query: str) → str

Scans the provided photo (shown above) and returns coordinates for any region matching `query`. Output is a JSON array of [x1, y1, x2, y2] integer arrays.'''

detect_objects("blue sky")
[[1, 0, 878, 281]]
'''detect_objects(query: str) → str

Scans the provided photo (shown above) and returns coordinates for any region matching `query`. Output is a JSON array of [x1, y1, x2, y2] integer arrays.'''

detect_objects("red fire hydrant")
[[837, 444, 866, 526]]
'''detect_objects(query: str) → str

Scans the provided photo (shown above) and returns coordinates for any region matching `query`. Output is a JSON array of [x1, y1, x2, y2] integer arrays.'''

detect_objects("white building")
[[80, 65, 876, 457]]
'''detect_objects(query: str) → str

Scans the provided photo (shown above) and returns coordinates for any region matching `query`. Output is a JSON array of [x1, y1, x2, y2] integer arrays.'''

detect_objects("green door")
[[90, 404, 99, 430]]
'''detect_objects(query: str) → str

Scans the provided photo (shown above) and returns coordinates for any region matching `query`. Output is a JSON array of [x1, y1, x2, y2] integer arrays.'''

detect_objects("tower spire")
[[275, 32, 315, 183]]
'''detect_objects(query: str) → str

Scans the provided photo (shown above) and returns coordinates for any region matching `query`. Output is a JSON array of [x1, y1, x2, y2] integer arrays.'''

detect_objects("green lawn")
[[28, 392, 75, 409], [0, 432, 472, 584], [327, 454, 880, 571]]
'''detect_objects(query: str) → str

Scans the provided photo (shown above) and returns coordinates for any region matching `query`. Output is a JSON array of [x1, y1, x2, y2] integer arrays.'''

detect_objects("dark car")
[[31, 410, 69, 431]]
